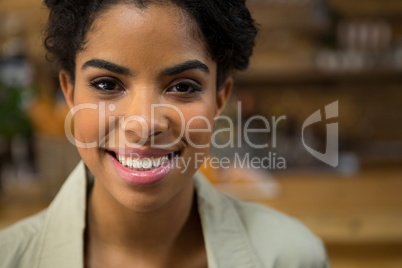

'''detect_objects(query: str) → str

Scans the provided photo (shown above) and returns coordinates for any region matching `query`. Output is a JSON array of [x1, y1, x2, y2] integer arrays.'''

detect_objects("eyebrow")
[[81, 59, 210, 77], [82, 59, 132, 76], [160, 60, 210, 76]]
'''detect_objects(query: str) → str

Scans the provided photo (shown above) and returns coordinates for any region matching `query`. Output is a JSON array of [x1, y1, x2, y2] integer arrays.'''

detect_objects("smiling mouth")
[[106, 150, 180, 171]]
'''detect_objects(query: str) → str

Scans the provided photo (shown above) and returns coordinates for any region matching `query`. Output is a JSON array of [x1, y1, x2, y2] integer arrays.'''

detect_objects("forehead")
[[76, 3, 214, 74]]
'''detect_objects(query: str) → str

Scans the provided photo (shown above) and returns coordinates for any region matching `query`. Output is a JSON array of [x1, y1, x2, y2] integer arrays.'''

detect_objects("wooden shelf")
[[235, 69, 402, 86], [212, 168, 402, 244]]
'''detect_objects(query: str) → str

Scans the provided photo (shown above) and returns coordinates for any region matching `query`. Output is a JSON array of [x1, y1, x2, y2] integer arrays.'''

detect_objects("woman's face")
[[60, 3, 231, 211]]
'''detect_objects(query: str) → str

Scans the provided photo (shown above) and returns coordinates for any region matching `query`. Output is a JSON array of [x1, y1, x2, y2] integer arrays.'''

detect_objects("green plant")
[[0, 80, 34, 139]]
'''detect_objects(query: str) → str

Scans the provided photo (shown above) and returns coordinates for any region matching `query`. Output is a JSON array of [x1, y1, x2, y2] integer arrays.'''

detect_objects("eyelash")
[[89, 77, 123, 93], [166, 81, 202, 95], [89, 78, 202, 96]]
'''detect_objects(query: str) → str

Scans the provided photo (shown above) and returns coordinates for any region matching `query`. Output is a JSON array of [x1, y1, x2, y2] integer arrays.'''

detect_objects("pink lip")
[[108, 153, 173, 186]]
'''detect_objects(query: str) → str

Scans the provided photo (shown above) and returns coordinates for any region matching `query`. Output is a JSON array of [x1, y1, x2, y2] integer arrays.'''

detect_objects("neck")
[[86, 179, 197, 254]]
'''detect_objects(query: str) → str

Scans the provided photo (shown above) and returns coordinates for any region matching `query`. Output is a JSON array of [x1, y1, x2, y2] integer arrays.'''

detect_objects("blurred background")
[[0, 0, 401, 267]]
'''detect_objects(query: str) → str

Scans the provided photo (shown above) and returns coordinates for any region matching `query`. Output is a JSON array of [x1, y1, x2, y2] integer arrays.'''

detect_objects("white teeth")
[[142, 158, 152, 169], [116, 154, 172, 170], [128, 158, 133, 168], [152, 158, 161, 167], [132, 159, 139, 169]]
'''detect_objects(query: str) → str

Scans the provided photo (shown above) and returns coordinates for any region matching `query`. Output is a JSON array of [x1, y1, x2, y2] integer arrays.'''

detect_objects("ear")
[[215, 77, 233, 117], [59, 70, 75, 109]]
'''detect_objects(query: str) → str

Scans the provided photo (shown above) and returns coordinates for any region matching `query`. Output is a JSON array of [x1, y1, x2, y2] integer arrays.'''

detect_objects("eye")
[[167, 82, 201, 95], [90, 78, 123, 92]]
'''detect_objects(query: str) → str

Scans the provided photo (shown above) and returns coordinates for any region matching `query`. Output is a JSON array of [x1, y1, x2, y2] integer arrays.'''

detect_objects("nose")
[[120, 86, 169, 144]]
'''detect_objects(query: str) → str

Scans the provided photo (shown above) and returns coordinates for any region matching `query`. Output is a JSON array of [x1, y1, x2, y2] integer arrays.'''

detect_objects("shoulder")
[[226, 195, 330, 267], [0, 210, 47, 267], [194, 172, 330, 267]]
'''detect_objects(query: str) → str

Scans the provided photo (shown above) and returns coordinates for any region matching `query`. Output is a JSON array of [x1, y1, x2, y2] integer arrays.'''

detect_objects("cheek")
[[71, 107, 102, 168], [70, 88, 101, 142], [181, 103, 216, 148], [73, 108, 100, 143]]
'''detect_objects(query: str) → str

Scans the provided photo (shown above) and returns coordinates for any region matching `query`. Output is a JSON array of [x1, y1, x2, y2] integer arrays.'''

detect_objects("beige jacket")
[[0, 161, 329, 267]]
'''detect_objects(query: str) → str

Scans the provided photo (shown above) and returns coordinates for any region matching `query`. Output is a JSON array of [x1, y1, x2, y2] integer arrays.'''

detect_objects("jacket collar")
[[34, 161, 262, 268], [34, 161, 87, 268], [194, 172, 263, 268]]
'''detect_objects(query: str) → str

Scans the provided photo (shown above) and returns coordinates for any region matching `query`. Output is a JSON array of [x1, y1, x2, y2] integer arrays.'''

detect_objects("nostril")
[[150, 130, 163, 137]]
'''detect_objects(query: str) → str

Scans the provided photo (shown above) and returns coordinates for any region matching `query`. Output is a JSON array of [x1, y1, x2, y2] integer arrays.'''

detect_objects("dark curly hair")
[[44, 0, 258, 88]]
